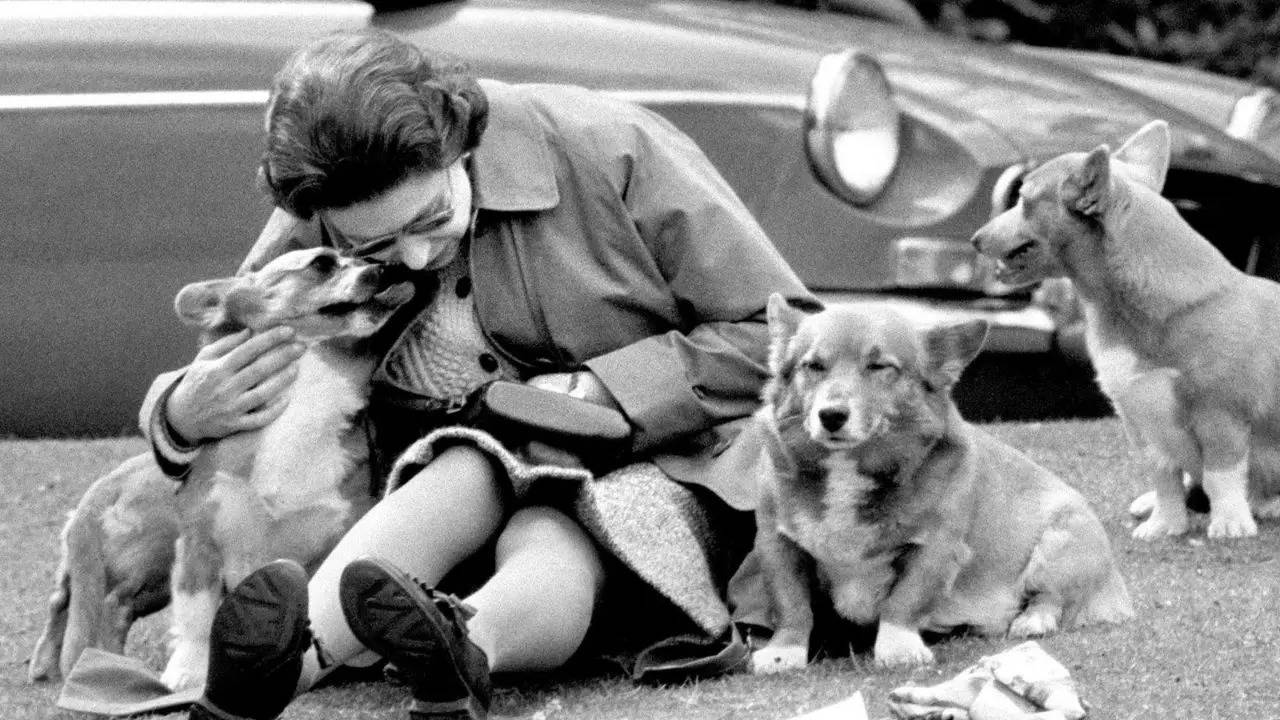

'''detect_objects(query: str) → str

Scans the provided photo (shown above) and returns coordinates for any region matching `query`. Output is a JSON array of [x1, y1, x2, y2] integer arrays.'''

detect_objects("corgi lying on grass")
[[750, 295, 1131, 672]]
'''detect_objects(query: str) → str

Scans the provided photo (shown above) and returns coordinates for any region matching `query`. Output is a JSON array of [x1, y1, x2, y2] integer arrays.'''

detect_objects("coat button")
[[455, 276, 472, 298], [478, 353, 499, 373]]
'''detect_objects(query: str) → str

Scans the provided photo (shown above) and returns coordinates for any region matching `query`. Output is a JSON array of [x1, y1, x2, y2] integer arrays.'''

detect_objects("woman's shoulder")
[[481, 78, 676, 148]]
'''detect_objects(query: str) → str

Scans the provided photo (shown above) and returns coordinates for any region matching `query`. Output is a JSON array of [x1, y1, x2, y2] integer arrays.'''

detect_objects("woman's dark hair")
[[259, 29, 489, 218]]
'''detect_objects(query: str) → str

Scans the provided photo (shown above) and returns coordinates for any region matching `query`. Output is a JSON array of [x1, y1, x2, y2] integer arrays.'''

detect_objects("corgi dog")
[[27, 247, 412, 690], [972, 120, 1280, 540], [750, 295, 1131, 672], [156, 246, 413, 690]]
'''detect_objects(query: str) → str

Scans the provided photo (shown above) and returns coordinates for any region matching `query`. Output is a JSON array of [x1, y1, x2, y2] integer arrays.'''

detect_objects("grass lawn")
[[4, 419, 1278, 719]]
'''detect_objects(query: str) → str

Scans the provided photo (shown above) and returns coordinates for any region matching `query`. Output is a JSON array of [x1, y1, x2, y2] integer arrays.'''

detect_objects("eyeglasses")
[[321, 164, 462, 259]]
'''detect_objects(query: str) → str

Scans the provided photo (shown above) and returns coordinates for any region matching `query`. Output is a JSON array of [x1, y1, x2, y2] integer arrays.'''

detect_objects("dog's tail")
[[27, 506, 110, 682], [27, 513, 75, 682], [56, 508, 114, 680]]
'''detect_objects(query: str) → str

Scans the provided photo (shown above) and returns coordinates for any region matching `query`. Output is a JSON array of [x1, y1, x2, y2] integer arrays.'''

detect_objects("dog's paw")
[[875, 642, 935, 669], [1127, 490, 1156, 520], [1131, 512, 1189, 541], [160, 644, 208, 692], [1206, 510, 1257, 540], [1008, 605, 1060, 638], [874, 625, 934, 669], [750, 645, 808, 674]]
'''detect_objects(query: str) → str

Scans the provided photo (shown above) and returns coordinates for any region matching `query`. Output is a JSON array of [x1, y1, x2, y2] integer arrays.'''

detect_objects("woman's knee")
[[496, 507, 602, 577], [400, 445, 504, 499], [497, 506, 582, 549]]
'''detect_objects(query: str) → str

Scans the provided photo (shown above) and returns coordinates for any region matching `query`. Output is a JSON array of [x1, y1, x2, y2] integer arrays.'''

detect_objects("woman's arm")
[[137, 210, 319, 475], [582, 108, 814, 454], [238, 208, 321, 273]]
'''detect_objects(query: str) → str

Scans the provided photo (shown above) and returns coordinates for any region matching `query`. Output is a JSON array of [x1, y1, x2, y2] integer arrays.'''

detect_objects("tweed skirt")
[[384, 426, 742, 648]]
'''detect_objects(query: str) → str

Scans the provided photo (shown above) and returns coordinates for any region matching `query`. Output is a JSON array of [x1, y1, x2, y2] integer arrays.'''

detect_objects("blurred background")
[[773, 0, 1280, 88], [7, 0, 1280, 434]]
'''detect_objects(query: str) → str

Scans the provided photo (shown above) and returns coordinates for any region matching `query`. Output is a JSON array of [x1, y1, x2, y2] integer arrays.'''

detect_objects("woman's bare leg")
[[299, 445, 506, 687], [464, 505, 605, 672]]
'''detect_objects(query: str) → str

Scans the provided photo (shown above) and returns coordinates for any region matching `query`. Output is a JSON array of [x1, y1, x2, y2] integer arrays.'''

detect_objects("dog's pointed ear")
[[766, 293, 821, 374], [174, 278, 239, 330], [1112, 120, 1171, 193], [922, 319, 989, 389], [1060, 146, 1111, 217]]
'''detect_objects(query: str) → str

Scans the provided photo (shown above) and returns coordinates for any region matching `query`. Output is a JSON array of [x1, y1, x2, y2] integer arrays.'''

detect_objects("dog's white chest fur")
[[252, 348, 369, 513], [781, 453, 896, 624], [1081, 304, 1146, 397]]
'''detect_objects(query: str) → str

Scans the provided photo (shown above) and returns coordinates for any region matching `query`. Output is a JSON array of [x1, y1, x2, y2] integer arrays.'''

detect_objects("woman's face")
[[321, 159, 473, 271]]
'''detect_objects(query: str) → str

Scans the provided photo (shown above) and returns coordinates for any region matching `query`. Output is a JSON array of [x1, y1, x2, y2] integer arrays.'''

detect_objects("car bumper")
[[817, 291, 1066, 356]]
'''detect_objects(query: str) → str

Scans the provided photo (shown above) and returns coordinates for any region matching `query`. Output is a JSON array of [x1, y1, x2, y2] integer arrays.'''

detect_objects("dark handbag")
[[466, 380, 633, 470]]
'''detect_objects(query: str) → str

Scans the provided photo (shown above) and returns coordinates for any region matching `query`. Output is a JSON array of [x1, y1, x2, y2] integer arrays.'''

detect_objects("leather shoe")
[[190, 559, 311, 720], [340, 556, 491, 719]]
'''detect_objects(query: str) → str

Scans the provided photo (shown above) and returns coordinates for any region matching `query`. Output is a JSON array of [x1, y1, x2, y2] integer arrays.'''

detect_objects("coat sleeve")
[[237, 207, 322, 274], [582, 109, 813, 455]]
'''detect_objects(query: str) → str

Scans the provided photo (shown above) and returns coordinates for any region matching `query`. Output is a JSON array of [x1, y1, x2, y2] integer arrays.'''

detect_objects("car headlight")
[[805, 49, 902, 206], [1227, 87, 1280, 161]]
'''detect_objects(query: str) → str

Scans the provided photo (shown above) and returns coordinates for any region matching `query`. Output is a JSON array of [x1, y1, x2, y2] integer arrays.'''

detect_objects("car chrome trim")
[[4, 0, 369, 20], [0, 90, 269, 112], [819, 291, 1055, 354], [1227, 87, 1279, 140], [0, 89, 803, 113], [605, 89, 805, 111], [989, 163, 1026, 217], [891, 236, 984, 290]]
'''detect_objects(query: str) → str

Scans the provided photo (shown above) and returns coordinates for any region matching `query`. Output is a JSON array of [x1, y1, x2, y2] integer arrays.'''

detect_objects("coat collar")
[[471, 79, 560, 212]]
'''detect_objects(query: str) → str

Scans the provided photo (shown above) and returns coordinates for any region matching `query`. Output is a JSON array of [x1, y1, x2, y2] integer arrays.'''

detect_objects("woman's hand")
[[165, 327, 307, 443], [526, 371, 621, 410]]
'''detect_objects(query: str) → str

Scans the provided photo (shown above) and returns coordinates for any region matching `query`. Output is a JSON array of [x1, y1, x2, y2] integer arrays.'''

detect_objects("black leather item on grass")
[[191, 559, 311, 720], [630, 624, 751, 684], [340, 557, 492, 720]]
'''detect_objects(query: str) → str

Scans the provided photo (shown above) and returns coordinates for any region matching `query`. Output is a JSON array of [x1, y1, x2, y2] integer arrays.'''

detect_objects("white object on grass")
[[782, 691, 869, 720], [750, 645, 808, 674]]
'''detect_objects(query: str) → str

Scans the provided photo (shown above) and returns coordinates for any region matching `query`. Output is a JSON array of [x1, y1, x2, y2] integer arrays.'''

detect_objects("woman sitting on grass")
[[140, 28, 812, 720]]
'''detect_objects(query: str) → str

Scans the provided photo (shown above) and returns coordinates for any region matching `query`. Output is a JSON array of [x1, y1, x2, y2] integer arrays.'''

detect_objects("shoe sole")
[[339, 558, 486, 718], [198, 559, 310, 720], [213, 561, 310, 670]]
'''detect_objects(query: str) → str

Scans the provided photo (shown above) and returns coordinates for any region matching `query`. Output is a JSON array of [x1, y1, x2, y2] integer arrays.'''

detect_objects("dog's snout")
[[369, 262, 413, 288], [818, 407, 849, 432], [970, 227, 988, 252], [356, 263, 390, 291]]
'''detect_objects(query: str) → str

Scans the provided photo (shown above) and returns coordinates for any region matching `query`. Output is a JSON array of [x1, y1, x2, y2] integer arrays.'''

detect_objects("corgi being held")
[[30, 247, 412, 688], [159, 247, 412, 690], [152, 248, 414, 691], [750, 296, 1131, 672], [972, 120, 1280, 540]]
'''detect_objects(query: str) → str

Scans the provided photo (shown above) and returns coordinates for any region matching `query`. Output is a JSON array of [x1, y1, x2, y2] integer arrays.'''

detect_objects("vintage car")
[[5, 0, 1280, 435]]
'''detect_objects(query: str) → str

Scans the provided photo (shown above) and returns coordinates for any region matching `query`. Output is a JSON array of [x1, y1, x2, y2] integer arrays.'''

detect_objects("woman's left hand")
[[526, 371, 621, 410], [518, 371, 619, 469]]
